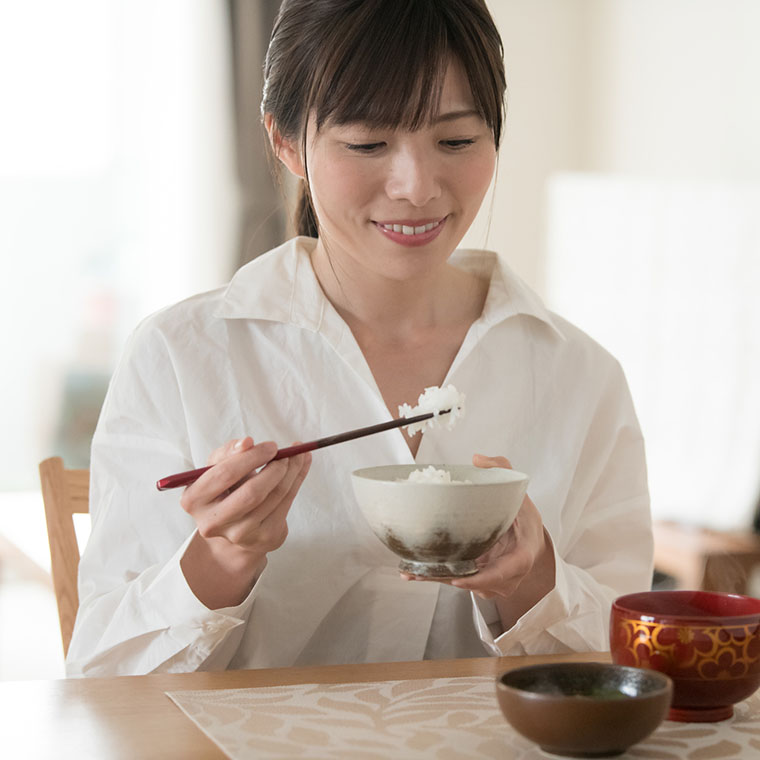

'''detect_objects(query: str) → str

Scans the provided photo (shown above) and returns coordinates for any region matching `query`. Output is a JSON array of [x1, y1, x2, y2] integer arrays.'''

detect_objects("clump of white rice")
[[402, 465, 471, 484], [398, 384, 465, 437]]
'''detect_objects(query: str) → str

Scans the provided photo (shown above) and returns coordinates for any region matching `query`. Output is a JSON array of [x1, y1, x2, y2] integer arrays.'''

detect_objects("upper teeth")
[[381, 220, 441, 235]]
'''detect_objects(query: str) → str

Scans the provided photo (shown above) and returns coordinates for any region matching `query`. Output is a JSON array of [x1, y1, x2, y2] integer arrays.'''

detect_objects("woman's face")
[[303, 61, 497, 282]]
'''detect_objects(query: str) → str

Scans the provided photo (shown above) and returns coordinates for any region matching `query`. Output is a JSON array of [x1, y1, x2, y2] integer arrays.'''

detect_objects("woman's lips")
[[373, 217, 447, 247]]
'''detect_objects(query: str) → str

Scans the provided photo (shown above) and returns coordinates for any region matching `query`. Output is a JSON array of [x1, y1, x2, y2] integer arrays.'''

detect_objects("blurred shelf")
[[653, 520, 760, 596]]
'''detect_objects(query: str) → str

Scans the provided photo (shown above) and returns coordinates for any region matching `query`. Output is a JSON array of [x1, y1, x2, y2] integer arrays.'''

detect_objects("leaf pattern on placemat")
[[655, 728, 716, 739], [166, 678, 760, 760], [627, 750, 682, 759], [687, 739, 743, 758]]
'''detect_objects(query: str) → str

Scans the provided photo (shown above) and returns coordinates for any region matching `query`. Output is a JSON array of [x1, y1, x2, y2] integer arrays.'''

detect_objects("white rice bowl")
[[351, 464, 529, 578]]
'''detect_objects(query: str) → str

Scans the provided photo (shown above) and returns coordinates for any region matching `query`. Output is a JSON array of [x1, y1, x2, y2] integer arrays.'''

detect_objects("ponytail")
[[296, 180, 319, 238]]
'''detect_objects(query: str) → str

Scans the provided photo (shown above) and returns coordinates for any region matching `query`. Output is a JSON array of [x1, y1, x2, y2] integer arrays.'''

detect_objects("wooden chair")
[[38, 457, 89, 657]]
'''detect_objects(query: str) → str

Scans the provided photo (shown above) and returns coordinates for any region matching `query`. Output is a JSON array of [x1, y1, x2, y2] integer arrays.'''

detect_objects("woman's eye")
[[345, 142, 385, 153], [442, 138, 476, 150]]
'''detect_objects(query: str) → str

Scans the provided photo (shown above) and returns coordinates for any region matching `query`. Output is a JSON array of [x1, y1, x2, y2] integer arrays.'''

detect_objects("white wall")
[[583, 0, 760, 180], [465, 0, 590, 291], [474, 0, 760, 529], [469, 0, 760, 294]]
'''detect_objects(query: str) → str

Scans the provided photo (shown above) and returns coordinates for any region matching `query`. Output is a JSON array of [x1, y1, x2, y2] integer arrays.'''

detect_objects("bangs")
[[307, 0, 504, 142]]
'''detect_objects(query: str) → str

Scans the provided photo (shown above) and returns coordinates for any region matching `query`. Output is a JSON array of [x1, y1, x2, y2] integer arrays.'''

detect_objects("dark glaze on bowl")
[[383, 524, 502, 577], [496, 662, 672, 757], [611, 590, 760, 722]]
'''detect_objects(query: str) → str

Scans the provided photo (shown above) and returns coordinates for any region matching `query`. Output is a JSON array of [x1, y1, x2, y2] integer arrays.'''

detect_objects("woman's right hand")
[[179, 436, 311, 608]]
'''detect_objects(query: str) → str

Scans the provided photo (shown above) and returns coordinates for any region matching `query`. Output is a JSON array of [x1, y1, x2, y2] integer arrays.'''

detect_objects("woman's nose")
[[385, 148, 441, 206]]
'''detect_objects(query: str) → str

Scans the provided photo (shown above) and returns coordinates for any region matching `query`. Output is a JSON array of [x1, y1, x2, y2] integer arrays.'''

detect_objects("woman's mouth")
[[373, 217, 447, 246]]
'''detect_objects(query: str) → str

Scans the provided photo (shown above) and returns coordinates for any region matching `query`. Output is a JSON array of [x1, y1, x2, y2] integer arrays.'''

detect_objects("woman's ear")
[[264, 114, 305, 179]]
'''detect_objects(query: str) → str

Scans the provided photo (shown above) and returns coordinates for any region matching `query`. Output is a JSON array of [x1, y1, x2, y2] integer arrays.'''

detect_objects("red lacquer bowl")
[[610, 590, 760, 722]]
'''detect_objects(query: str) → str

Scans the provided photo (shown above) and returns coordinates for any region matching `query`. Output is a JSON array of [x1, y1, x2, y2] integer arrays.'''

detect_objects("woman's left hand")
[[401, 454, 556, 622]]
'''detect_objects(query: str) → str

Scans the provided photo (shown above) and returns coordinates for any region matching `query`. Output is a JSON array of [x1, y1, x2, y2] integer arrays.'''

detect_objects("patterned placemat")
[[167, 676, 760, 759]]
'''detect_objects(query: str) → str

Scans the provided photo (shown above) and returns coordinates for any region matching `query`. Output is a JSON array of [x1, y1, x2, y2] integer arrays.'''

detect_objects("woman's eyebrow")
[[433, 109, 481, 124], [327, 110, 481, 131]]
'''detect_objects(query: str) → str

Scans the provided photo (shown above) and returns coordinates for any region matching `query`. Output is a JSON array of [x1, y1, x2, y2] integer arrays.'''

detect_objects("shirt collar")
[[215, 236, 565, 340], [451, 248, 566, 341], [214, 237, 326, 331]]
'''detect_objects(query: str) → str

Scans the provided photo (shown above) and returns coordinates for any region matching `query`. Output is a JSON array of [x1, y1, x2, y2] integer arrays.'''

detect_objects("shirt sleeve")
[[471, 358, 653, 656], [65, 319, 257, 677], [66, 529, 259, 677]]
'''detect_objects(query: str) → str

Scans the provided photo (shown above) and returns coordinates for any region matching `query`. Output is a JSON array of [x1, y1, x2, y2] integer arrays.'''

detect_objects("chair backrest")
[[38, 457, 90, 657]]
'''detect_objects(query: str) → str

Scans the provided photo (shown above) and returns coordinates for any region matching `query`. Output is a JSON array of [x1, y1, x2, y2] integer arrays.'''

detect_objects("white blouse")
[[66, 237, 653, 677]]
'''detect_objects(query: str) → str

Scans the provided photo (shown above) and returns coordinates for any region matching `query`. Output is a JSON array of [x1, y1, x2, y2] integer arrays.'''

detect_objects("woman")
[[66, 0, 652, 677]]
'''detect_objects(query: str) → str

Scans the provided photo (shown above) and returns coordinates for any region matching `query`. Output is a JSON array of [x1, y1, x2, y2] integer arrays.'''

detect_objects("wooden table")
[[1, 652, 608, 759]]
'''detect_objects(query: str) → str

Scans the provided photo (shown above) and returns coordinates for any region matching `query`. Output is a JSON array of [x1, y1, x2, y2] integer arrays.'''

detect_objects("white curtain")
[[544, 173, 760, 531]]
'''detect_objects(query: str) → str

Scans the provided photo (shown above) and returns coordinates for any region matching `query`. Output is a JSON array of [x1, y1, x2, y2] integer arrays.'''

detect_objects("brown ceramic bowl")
[[496, 662, 672, 757], [610, 590, 760, 722]]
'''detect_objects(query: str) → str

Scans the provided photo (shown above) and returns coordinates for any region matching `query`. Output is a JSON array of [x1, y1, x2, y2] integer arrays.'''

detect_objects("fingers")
[[473, 453, 512, 469], [282, 449, 311, 508], [182, 438, 278, 510], [450, 553, 528, 598], [236, 448, 309, 528], [243, 450, 311, 548], [207, 457, 290, 527], [399, 554, 523, 597], [399, 571, 453, 584], [207, 436, 253, 466], [218, 450, 311, 548], [191, 443, 311, 550]]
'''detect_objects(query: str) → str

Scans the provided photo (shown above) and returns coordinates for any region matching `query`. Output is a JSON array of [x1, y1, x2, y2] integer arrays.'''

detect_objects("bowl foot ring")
[[540, 746, 626, 758], [398, 559, 478, 578]]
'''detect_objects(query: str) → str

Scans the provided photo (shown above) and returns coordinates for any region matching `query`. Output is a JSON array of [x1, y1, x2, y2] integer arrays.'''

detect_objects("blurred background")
[[1, 0, 758, 680]]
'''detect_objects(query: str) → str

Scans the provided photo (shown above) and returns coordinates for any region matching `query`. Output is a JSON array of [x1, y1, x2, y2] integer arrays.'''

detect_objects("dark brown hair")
[[261, 0, 506, 238]]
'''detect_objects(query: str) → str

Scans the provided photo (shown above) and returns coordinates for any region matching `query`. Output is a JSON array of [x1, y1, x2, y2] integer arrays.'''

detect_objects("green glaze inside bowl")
[[502, 662, 670, 700]]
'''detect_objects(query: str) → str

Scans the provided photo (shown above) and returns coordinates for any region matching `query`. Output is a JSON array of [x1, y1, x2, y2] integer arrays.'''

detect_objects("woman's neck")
[[308, 238, 489, 450], [309, 240, 485, 342]]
